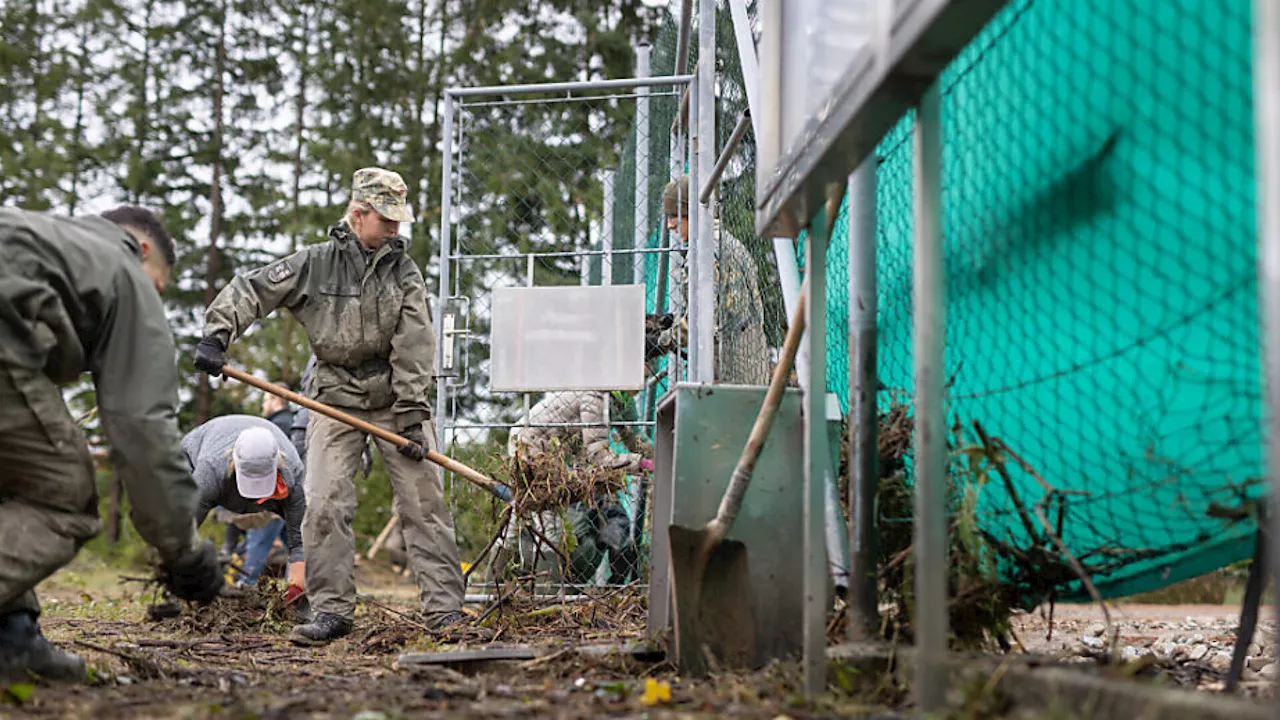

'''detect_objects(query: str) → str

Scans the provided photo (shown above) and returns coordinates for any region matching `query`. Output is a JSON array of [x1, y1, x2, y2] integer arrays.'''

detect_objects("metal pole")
[[773, 237, 807, 386], [912, 81, 947, 714], [1254, 0, 1280, 703], [447, 74, 693, 98], [433, 91, 455, 452], [524, 253, 534, 434], [667, 118, 685, 391], [635, 44, 653, 287], [687, 72, 701, 381], [847, 154, 880, 639], [803, 204, 831, 698], [777, 235, 850, 605], [727, 0, 761, 138], [695, 0, 716, 384], [700, 111, 751, 205], [603, 168, 616, 286], [675, 0, 694, 76]]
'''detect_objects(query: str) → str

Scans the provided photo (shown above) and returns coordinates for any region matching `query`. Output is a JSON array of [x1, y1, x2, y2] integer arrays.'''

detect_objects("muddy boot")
[[425, 611, 493, 641], [0, 611, 87, 684], [289, 612, 351, 646]]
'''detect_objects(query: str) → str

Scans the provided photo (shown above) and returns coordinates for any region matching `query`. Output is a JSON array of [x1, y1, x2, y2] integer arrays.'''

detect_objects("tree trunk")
[[281, 3, 311, 386], [196, 0, 228, 424], [68, 19, 89, 215]]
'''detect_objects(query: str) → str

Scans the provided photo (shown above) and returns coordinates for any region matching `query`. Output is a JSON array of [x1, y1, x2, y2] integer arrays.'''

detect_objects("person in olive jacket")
[[0, 206, 222, 683], [193, 167, 465, 646]]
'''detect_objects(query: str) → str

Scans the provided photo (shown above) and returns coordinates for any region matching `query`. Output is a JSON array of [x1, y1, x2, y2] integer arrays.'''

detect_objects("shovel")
[[668, 275, 808, 675], [220, 366, 510, 499]]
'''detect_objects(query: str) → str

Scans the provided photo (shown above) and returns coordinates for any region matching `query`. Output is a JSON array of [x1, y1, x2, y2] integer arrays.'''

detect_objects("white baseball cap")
[[233, 427, 279, 499]]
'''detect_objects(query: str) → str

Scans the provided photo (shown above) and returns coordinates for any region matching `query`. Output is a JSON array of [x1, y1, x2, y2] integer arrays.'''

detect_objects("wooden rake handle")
[[220, 366, 508, 495]]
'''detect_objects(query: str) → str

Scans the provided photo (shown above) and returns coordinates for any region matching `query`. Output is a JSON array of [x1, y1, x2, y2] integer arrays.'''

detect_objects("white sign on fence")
[[489, 285, 646, 392]]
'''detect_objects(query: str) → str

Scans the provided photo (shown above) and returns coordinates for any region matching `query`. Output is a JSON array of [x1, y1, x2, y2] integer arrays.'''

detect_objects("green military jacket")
[[0, 208, 202, 564], [203, 222, 435, 430]]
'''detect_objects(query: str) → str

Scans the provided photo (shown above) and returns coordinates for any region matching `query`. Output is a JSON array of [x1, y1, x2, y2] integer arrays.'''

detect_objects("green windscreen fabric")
[[799, 0, 1260, 601]]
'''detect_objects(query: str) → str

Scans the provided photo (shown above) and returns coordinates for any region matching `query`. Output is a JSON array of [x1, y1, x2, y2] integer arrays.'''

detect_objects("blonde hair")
[[344, 200, 374, 228]]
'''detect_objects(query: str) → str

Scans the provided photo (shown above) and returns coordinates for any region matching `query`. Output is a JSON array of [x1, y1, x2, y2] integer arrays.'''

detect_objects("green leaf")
[[3, 683, 35, 705]]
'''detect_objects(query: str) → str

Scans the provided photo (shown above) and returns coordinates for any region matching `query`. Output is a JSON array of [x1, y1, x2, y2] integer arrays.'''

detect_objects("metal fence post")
[[635, 43, 652, 287], [803, 204, 831, 698], [1253, 0, 1280, 703], [913, 81, 948, 714], [847, 154, 880, 639], [603, 167, 616, 287], [687, 72, 701, 381], [434, 91, 455, 452], [695, 0, 716, 384], [666, 127, 684, 390]]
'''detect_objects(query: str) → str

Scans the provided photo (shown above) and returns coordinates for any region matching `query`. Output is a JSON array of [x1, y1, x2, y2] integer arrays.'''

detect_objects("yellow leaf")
[[640, 678, 671, 706]]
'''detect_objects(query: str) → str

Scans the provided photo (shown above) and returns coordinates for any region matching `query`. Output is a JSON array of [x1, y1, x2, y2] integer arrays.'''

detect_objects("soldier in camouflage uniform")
[[0, 206, 223, 683], [194, 168, 465, 646], [500, 390, 654, 585], [662, 176, 772, 385]]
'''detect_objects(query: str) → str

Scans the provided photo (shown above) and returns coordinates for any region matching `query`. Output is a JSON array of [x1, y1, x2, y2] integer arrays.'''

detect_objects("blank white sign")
[[490, 285, 646, 392]]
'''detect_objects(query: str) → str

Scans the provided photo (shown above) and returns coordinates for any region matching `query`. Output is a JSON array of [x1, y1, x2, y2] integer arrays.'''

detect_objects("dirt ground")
[[3, 558, 895, 719], [4, 558, 1277, 718]]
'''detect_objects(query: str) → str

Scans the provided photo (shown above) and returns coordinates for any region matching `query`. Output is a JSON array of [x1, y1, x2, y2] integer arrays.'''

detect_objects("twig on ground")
[[518, 647, 573, 669], [356, 593, 432, 633], [465, 505, 513, 584]]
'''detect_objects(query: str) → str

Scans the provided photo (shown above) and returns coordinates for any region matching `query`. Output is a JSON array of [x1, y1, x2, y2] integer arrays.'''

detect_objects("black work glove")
[[194, 336, 227, 376], [398, 423, 427, 460], [160, 540, 222, 604]]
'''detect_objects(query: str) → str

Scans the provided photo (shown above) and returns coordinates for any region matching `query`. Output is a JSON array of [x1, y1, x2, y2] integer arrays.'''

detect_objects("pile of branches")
[[469, 582, 648, 643], [505, 444, 629, 516], [839, 403, 1117, 651]]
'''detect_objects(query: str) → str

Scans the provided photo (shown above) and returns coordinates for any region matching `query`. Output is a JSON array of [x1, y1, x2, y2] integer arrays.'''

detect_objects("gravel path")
[[1010, 603, 1277, 694]]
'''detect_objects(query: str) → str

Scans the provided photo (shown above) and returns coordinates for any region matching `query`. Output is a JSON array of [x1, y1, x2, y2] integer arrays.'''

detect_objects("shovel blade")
[[668, 525, 757, 675]]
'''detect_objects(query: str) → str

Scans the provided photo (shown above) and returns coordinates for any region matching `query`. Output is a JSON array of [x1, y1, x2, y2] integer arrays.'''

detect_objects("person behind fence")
[[495, 332, 671, 585], [193, 167, 466, 646], [662, 175, 771, 385], [183, 416, 308, 614], [0, 206, 223, 683]]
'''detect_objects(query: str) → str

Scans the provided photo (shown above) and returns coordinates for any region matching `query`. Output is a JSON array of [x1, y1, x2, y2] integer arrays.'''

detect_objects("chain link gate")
[[433, 75, 690, 599]]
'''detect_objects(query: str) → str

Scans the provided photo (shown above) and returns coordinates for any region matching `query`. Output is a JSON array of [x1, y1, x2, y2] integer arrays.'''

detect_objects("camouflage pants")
[[303, 409, 463, 622], [494, 503, 637, 586], [0, 365, 102, 616]]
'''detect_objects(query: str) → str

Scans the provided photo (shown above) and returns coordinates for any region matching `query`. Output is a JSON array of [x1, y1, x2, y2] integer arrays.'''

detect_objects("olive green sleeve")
[[91, 265, 202, 566], [203, 251, 312, 346], [388, 261, 435, 430]]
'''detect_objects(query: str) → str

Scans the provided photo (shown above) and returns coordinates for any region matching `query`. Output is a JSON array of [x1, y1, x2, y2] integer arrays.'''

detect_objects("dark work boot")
[[0, 611, 87, 684], [289, 612, 352, 646], [425, 611, 467, 631]]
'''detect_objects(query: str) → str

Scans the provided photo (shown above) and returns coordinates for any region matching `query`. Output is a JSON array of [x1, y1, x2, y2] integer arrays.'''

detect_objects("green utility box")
[[649, 383, 831, 667]]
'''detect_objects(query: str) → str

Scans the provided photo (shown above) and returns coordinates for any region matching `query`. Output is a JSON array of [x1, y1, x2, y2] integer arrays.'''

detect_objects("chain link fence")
[[798, 0, 1260, 606], [436, 0, 1259, 622], [437, 82, 687, 595]]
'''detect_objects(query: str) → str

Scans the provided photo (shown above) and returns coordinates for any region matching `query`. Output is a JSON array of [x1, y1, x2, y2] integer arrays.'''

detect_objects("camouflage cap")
[[352, 167, 415, 223], [661, 175, 690, 218]]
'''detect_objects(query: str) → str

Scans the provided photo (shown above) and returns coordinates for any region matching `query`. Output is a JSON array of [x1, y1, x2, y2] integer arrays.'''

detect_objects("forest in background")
[[1, 0, 669, 556]]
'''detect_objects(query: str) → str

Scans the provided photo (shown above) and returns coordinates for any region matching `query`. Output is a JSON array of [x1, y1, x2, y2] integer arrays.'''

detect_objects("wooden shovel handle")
[[220, 366, 507, 495], [709, 275, 809, 541]]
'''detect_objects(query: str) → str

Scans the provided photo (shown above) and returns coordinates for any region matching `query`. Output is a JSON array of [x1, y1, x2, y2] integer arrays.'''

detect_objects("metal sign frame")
[[754, 0, 1007, 237]]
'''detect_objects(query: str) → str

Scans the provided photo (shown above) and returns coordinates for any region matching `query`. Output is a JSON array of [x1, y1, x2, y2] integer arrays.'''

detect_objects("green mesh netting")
[[795, 0, 1259, 600]]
